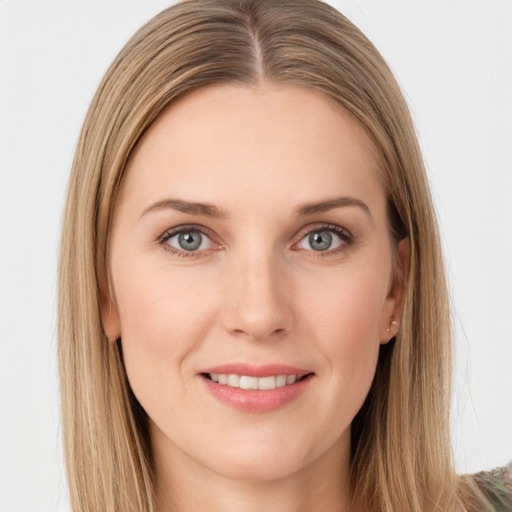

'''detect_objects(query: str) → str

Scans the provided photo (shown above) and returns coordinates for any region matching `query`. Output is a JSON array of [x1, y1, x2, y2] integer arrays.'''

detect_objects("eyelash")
[[295, 223, 354, 256], [156, 223, 354, 258], [157, 225, 216, 258]]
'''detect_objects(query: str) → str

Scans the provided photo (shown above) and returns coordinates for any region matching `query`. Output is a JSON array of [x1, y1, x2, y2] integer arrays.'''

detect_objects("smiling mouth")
[[202, 373, 313, 390]]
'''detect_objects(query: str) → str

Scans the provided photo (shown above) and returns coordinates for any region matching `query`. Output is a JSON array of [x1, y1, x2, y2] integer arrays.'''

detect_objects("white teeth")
[[227, 374, 240, 387], [208, 373, 304, 390], [240, 375, 258, 390], [276, 375, 287, 387], [258, 376, 276, 390]]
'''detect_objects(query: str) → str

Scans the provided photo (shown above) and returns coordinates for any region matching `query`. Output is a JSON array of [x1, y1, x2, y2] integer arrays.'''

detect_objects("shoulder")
[[472, 461, 512, 511]]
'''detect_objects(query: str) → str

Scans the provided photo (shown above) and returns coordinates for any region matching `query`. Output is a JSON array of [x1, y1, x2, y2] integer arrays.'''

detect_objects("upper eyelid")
[[158, 224, 215, 242], [294, 222, 352, 240]]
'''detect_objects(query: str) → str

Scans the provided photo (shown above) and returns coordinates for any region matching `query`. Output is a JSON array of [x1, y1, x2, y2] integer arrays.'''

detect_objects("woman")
[[58, 0, 511, 510]]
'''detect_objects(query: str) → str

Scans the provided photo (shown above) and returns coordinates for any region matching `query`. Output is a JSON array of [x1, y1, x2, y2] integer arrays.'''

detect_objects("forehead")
[[120, 82, 384, 215]]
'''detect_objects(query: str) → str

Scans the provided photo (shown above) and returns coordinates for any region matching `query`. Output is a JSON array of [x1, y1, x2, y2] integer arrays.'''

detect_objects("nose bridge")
[[221, 244, 293, 340]]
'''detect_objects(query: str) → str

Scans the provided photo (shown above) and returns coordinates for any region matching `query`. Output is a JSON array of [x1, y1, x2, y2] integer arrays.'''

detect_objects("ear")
[[380, 237, 410, 344], [100, 283, 121, 342]]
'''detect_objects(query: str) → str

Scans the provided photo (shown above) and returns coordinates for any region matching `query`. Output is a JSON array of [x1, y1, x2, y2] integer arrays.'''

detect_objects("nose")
[[220, 251, 294, 341]]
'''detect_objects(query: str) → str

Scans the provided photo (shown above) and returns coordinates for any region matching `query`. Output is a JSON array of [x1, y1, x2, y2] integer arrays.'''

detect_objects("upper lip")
[[200, 363, 312, 378]]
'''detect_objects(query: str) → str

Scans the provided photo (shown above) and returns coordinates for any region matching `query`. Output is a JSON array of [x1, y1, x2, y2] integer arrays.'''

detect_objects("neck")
[[152, 428, 353, 512]]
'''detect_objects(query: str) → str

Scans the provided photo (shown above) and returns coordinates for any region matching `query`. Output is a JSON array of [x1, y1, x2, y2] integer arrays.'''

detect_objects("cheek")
[[112, 262, 218, 394], [114, 255, 213, 336], [301, 262, 389, 344], [298, 263, 388, 401]]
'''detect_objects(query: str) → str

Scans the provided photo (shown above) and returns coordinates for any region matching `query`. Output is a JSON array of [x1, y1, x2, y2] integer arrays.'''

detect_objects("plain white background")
[[0, 1, 511, 510]]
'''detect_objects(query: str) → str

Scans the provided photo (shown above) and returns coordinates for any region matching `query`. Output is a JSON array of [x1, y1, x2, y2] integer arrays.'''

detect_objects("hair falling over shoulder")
[[58, 1, 496, 510]]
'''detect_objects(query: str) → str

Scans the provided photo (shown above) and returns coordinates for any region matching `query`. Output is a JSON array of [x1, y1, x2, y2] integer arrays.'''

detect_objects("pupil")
[[309, 231, 332, 251], [178, 231, 202, 251]]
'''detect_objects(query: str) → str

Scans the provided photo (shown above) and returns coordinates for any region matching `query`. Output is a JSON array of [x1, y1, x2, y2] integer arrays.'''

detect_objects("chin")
[[199, 428, 336, 483], [211, 451, 308, 482]]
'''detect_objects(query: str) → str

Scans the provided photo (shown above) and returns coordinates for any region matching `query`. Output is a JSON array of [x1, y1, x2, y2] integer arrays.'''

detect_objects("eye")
[[297, 225, 350, 253], [159, 228, 214, 254]]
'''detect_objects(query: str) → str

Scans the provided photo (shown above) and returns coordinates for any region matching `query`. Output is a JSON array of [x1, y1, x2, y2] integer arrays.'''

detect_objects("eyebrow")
[[296, 196, 372, 218], [140, 195, 371, 221], [140, 199, 227, 219]]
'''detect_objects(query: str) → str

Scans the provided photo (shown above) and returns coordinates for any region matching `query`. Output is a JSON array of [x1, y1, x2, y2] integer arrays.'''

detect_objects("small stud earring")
[[387, 320, 400, 332]]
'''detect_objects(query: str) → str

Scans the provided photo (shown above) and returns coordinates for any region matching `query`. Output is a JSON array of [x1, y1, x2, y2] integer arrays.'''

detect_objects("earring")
[[386, 320, 400, 332]]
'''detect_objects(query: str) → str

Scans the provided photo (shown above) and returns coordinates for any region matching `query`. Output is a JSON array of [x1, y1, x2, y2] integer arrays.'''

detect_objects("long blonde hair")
[[58, 1, 487, 510]]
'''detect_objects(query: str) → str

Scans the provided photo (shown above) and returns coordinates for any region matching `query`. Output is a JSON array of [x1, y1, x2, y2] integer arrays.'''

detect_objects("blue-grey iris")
[[309, 231, 332, 251], [178, 231, 202, 251]]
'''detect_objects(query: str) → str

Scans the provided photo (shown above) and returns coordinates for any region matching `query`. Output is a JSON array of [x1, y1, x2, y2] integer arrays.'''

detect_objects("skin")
[[102, 83, 408, 512]]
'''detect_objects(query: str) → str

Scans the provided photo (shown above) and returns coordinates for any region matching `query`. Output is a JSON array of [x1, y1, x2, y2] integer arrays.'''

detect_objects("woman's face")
[[103, 83, 407, 482]]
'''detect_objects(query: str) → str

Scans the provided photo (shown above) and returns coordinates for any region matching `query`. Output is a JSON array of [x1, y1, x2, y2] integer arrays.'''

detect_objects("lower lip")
[[201, 374, 313, 413]]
